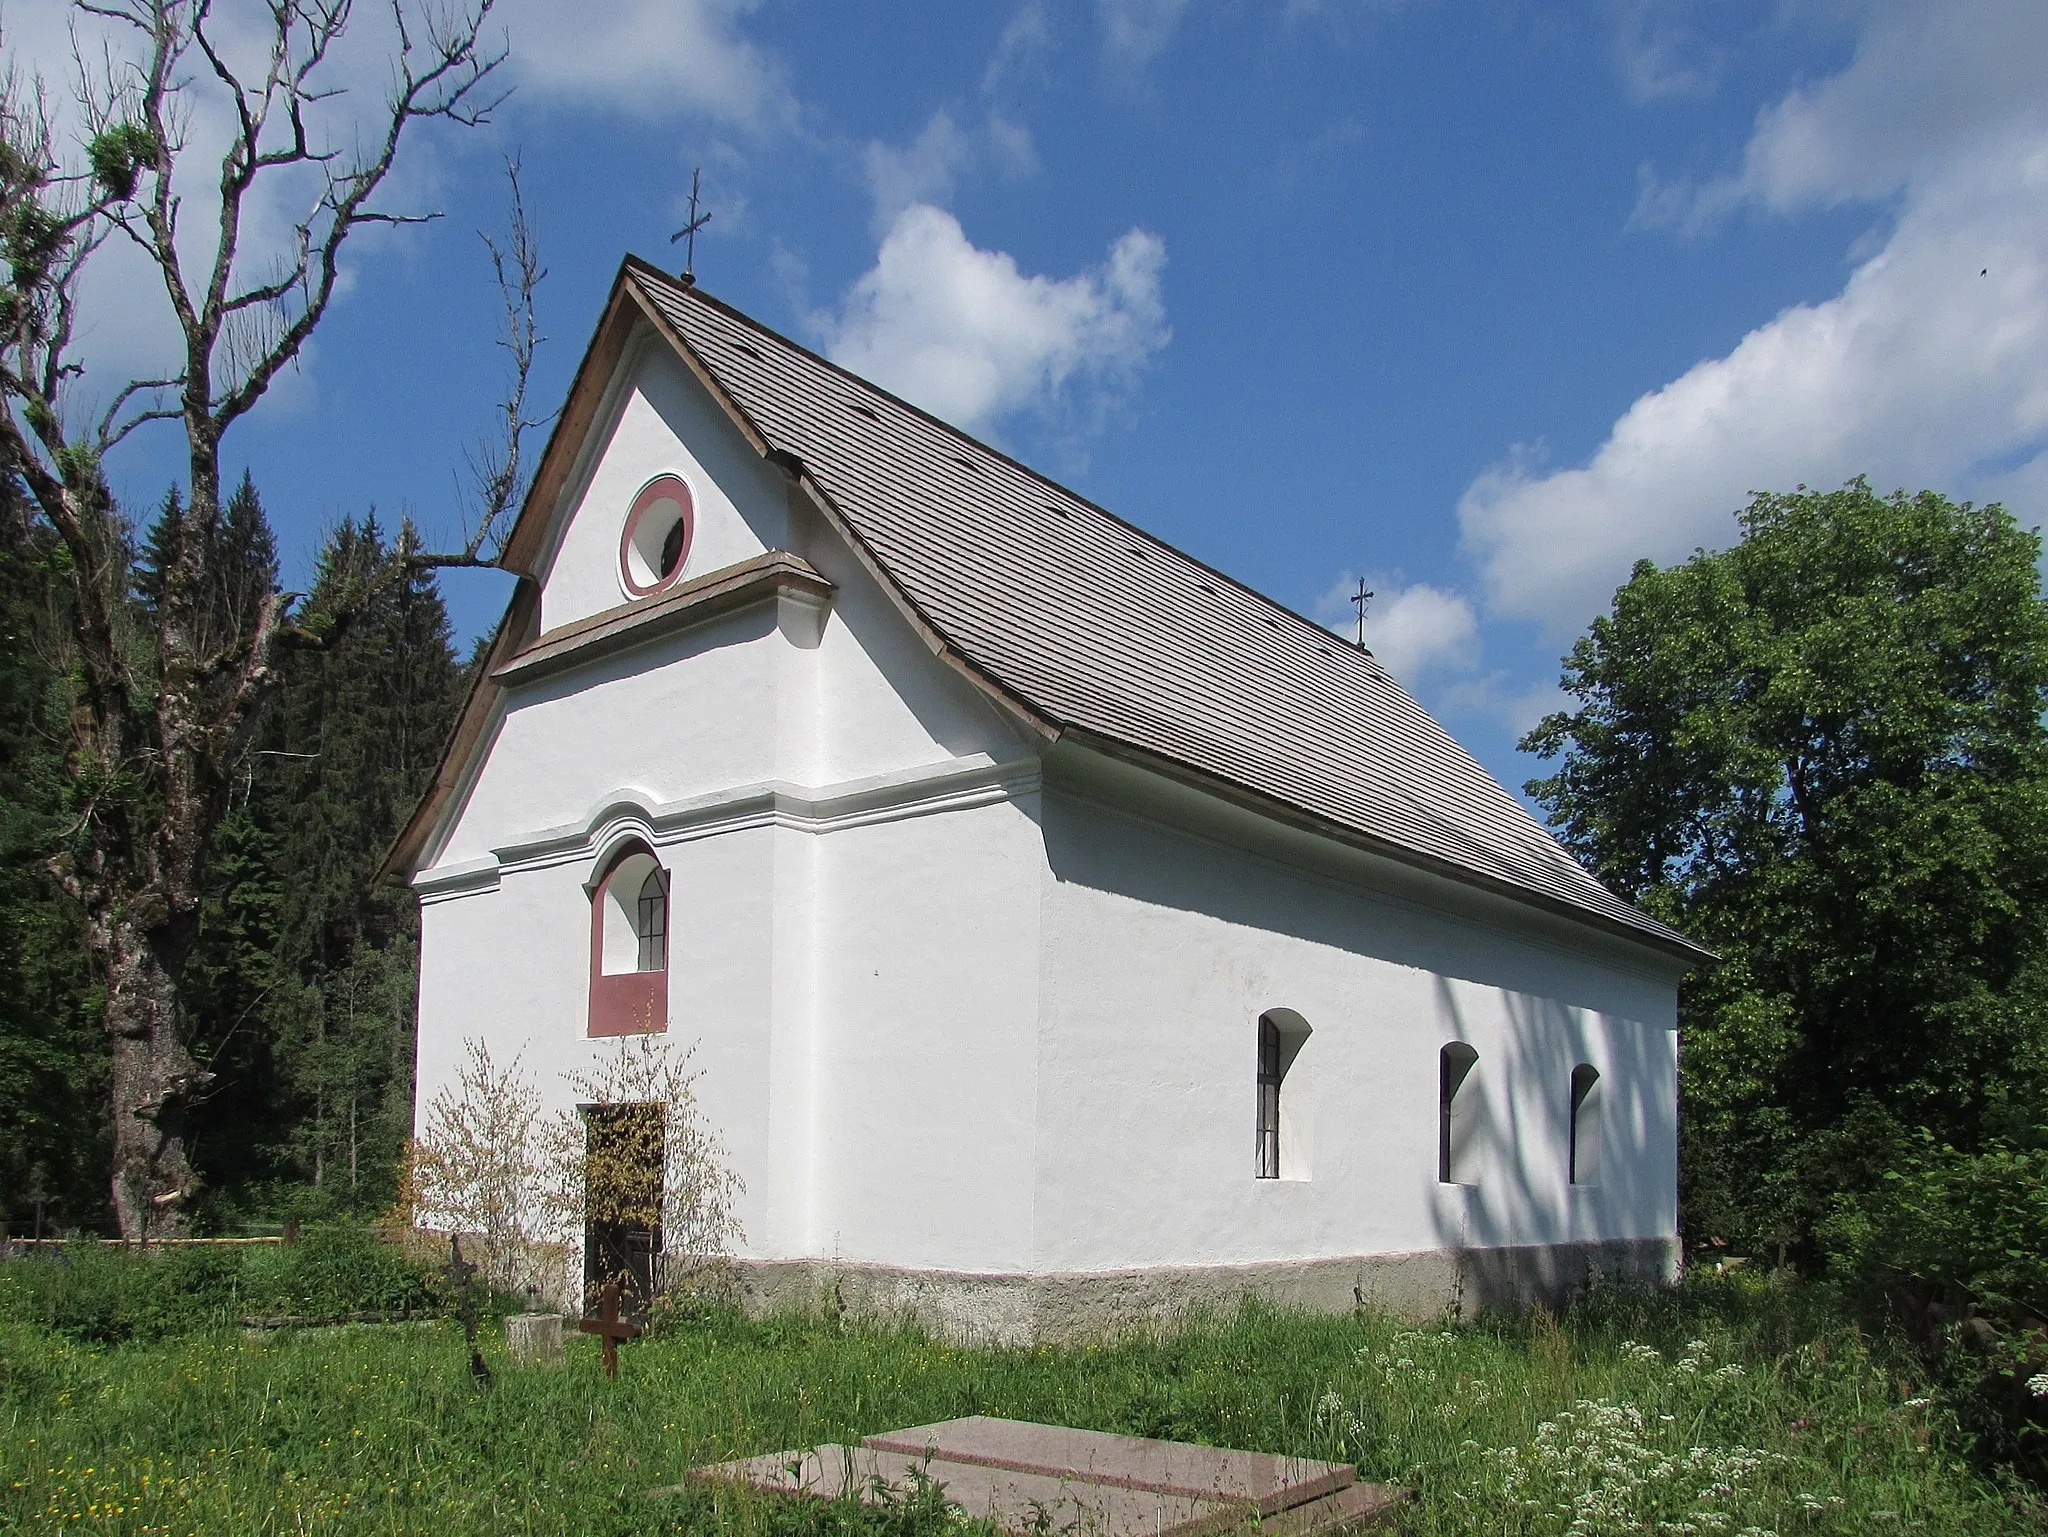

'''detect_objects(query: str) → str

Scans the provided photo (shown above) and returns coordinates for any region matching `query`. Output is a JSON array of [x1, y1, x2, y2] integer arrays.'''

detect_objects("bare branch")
[[96, 375, 183, 448], [437, 153, 548, 567], [211, 0, 508, 433]]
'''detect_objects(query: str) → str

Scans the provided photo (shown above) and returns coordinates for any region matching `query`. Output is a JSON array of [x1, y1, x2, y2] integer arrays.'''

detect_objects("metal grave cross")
[[579, 1280, 643, 1378], [671, 167, 712, 285]]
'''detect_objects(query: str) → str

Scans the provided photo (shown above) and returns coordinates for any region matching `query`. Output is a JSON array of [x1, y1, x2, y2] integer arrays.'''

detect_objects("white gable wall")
[[535, 340, 787, 634], [413, 323, 1048, 1280]]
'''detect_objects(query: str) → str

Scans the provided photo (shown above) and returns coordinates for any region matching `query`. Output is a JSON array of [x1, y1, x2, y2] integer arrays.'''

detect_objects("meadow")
[[0, 1243, 2035, 1536]]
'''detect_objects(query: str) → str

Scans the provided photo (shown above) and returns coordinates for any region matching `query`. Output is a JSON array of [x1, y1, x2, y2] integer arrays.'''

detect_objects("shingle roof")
[[624, 262, 1699, 960]]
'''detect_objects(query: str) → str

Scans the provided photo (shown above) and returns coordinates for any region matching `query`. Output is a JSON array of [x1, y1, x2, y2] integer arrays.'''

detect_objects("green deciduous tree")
[[1522, 480, 2048, 1255]]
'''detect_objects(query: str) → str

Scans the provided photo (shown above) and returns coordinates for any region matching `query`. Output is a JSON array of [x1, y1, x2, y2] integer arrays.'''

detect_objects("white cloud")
[[1637, 0, 2048, 231], [497, 0, 794, 129], [1099, 0, 1191, 70], [1317, 573, 1479, 683], [1607, 0, 1723, 105], [818, 204, 1169, 436], [985, 3, 1056, 95], [1462, 0, 2048, 637], [987, 112, 1040, 178], [864, 111, 975, 233]]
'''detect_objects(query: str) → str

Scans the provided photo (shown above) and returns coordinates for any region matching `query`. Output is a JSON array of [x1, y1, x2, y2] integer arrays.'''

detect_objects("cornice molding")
[[493, 550, 833, 688], [413, 753, 1043, 902]]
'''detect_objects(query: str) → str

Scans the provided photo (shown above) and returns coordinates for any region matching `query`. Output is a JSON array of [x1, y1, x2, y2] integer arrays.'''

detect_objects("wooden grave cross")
[[580, 1280, 642, 1378]]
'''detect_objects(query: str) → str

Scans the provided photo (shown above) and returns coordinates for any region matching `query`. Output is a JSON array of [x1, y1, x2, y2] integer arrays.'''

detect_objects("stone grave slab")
[[690, 1443, 1244, 1537], [680, 1416, 1404, 1536], [864, 1416, 1355, 1517]]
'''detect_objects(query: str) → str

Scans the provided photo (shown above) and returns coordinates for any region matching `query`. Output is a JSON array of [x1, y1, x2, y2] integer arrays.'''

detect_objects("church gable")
[[530, 335, 791, 635], [391, 289, 1036, 882]]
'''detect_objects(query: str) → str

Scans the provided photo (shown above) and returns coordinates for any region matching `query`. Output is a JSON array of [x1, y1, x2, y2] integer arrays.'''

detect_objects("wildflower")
[[2027, 1373, 2048, 1400]]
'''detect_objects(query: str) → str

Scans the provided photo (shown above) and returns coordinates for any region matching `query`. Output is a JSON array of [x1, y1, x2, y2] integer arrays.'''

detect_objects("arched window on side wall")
[[1570, 1064, 1603, 1187], [588, 842, 670, 1037], [1255, 1016, 1282, 1179], [1254, 1009, 1312, 1180], [1439, 1042, 1480, 1186]]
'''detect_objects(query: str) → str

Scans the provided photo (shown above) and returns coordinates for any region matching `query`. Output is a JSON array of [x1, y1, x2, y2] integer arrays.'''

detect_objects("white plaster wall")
[[1031, 784, 1681, 1274], [432, 607, 781, 869], [415, 815, 784, 1256], [806, 793, 1048, 1271], [537, 338, 789, 633], [786, 497, 1029, 787]]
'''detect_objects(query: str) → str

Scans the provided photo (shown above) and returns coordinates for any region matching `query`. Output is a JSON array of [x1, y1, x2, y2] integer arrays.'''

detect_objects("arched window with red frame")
[[588, 841, 669, 1036]]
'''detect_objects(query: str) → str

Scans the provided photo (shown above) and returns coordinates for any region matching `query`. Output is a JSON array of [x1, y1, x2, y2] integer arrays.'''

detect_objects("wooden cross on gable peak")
[[580, 1280, 643, 1378]]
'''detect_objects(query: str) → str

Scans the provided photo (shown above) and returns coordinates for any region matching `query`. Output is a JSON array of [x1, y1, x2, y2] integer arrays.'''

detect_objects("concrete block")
[[505, 1312, 565, 1366]]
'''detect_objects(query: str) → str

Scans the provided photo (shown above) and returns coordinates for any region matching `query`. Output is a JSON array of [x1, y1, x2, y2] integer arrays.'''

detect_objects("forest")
[[0, 476, 468, 1233]]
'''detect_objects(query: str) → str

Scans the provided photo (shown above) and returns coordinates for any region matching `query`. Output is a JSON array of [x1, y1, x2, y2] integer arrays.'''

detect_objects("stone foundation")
[[730, 1238, 1681, 1345]]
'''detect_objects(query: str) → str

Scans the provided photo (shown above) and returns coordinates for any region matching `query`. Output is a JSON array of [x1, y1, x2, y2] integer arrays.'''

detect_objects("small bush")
[[239, 1222, 438, 1318]]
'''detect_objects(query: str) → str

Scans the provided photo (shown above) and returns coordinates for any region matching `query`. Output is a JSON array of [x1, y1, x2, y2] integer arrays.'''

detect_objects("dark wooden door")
[[582, 1102, 664, 1313]]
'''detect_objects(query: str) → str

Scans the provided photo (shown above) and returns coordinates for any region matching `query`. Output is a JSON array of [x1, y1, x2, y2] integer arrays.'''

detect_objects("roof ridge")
[[622, 256, 1375, 667], [619, 257, 1703, 962]]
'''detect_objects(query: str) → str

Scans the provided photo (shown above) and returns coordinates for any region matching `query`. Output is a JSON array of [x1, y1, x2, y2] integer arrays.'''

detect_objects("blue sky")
[[20, 0, 2048, 797]]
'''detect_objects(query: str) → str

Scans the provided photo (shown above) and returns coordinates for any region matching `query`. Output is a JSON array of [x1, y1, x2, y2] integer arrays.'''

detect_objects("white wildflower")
[[2028, 1373, 2048, 1400]]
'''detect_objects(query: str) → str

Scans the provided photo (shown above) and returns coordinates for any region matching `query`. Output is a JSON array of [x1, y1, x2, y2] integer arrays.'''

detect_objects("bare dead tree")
[[0, 0, 544, 1239]]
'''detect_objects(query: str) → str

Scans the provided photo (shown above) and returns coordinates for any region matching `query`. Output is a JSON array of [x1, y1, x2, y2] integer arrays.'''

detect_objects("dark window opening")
[[1256, 1016, 1282, 1180], [658, 518, 686, 581], [1440, 1042, 1480, 1185], [1570, 1064, 1603, 1186]]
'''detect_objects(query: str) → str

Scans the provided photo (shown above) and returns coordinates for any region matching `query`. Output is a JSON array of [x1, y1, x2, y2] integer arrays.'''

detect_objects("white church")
[[388, 257, 1705, 1341]]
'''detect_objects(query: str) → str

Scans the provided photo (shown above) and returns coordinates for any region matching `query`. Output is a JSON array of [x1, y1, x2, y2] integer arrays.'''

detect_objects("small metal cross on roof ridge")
[[1350, 577, 1374, 649], [579, 1280, 642, 1378], [671, 167, 712, 286]]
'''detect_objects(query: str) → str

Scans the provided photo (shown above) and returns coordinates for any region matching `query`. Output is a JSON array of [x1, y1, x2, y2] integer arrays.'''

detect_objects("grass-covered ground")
[[0, 1251, 2037, 1536]]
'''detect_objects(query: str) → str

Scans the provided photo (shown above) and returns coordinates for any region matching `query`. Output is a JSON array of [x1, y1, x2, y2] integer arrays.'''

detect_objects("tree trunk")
[[104, 912, 208, 1241]]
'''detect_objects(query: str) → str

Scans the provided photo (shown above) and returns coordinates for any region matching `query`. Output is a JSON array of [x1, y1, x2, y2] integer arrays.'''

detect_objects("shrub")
[[0, 1221, 440, 1342], [238, 1221, 438, 1318], [1821, 1130, 2048, 1477]]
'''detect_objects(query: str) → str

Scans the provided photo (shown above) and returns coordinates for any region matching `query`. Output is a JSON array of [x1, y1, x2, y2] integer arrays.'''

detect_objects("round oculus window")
[[619, 474, 695, 596]]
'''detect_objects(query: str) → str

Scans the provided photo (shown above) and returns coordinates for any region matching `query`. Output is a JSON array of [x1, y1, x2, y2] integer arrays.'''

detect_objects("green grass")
[[0, 1267, 2034, 1535]]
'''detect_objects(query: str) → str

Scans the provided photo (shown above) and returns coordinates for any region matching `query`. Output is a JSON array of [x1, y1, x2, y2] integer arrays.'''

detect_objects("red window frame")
[[588, 843, 669, 1037], [618, 474, 696, 597]]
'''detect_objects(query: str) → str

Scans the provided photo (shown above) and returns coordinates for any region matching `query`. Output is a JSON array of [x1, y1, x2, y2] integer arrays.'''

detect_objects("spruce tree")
[[0, 482, 103, 1230], [256, 515, 464, 1211]]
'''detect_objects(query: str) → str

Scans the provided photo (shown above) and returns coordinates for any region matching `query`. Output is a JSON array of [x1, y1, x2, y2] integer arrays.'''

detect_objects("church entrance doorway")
[[582, 1102, 664, 1313]]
